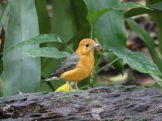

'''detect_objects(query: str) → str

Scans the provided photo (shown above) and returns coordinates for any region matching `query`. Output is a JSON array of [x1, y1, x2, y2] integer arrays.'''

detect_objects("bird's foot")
[[68, 81, 79, 91]]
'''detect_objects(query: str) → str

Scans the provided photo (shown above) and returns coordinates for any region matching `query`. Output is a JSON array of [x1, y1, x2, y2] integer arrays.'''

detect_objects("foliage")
[[126, 19, 162, 72], [1, 0, 40, 96], [0, 0, 162, 96]]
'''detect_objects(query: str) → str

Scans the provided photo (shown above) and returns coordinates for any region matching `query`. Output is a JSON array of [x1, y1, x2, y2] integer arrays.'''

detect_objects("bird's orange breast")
[[60, 54, 94, 82]]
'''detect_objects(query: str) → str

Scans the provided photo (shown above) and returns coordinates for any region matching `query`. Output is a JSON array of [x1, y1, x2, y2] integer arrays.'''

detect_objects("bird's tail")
[[41, 76, 60, 91], [42, 76, 60, 82]]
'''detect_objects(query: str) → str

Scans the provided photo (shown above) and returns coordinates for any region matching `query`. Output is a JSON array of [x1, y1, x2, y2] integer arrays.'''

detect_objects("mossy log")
[[0, 85, 162, 121]]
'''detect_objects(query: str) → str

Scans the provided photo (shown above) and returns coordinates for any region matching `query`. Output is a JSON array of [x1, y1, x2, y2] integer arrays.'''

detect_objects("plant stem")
[[96, 58, 120, 73]]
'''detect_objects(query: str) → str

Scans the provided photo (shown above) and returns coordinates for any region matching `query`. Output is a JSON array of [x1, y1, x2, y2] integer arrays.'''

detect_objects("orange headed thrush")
[[43, 39, 100, 90]]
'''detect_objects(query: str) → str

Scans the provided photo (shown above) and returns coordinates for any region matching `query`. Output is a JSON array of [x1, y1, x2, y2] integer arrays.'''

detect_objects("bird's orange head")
[[76, 38, 100, 55]]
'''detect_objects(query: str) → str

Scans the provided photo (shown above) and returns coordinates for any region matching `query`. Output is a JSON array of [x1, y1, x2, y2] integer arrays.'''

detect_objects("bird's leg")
[[68, 81, 73, 90], [68, 81, 79, 91], [74, 82, 79, 90]]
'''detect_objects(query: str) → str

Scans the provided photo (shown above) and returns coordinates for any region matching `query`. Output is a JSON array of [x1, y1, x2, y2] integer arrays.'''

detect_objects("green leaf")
[[26, 47, 69, 59], [1, 0, 40, 96], [51, 0, 77, 41], [87, 8, 112, 25], [35, 0, 51, 33], [84, 0, 126, 73], [126, 18, 162, 72], [51, 0, 91, 47], [124, 2, 162, 18], [2, 34, 64, 55], [125, 7, 162, 18], [151, 74, 162, 87], [109, 47, 162, 86], [68, 0, 91, 50], [148, 2, 162, 10], [125, 8, 148, 18], [84, 0, 126, 49], [146, 0, 162, 57], [111, 48, 160, 74], [119, 2, 147, 9], [87, 2, 149, 26]]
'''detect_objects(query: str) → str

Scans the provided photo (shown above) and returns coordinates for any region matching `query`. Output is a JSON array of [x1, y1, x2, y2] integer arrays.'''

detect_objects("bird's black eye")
[[85, 43, 89, 47]]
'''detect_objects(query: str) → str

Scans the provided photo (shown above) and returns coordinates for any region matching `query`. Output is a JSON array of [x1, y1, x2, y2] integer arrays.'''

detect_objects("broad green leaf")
[[35, 0, 60, 92], [126, 18, 162, 72], [26, 47, 69, 59], [51, 0, 77, 41], [51, 0, 90, 46], [110, 47, 160, 74], [84, 0, 126, 49], [87, 8, 112, 25], [2, 34, 64, 54], [87, 2, 149, 28], [35, 0, 51, 33], [1, 0, 40, 96], [84, 0, 126, 73], [109, 47, 162, 86], [70, 0, 91, 50], [146, 0, 162, 57]]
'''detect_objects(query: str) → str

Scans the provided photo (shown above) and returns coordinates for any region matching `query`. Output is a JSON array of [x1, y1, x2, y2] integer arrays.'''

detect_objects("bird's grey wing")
[[47, 53, 80, 78]]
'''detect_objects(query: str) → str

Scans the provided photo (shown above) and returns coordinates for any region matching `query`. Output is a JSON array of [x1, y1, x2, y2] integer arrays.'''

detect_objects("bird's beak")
[[92, 43, 100, 48]]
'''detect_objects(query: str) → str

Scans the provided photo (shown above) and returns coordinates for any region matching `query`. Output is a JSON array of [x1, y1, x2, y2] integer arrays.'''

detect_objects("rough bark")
[[0, 85, 162, 121]]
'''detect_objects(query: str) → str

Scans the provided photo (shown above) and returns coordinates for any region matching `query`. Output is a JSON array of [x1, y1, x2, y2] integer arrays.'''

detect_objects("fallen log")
[[0, 85, 162, 121]]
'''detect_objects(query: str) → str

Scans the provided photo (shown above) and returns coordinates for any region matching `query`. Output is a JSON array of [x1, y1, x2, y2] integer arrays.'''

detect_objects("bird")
[[43, 38, 100, 91]]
